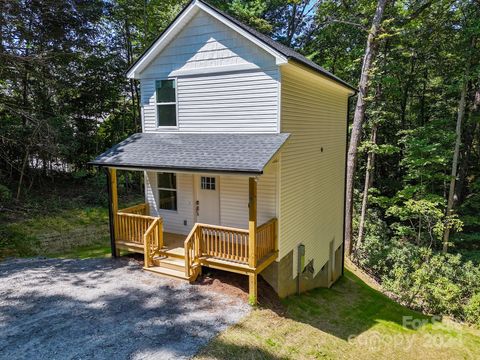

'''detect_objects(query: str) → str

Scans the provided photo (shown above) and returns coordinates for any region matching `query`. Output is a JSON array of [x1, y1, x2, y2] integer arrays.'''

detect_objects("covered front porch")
[[91, 133, 289, 303], [107, 169, 277, 303]]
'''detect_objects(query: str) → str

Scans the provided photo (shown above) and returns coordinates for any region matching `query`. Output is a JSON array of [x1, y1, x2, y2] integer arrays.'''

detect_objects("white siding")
[[176, 71, 279, 132], [220, 161, 278, 229], [141, 70, 279, 133], [145, 167, 277, 233], [141, 81, 156, 132], [139, 9, 280, 133], [279, 63, 350, 278], [140, 10, 276, 78], [145, 171, 195, 235]]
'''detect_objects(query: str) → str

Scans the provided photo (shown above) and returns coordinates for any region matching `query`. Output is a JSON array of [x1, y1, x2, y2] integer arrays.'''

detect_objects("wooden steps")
[[143, 265, 190, 281], [153, 256, 185, 272], [159, 246, 185, 259], [144, 251, 199, 282], [116, 240, 144, 253]]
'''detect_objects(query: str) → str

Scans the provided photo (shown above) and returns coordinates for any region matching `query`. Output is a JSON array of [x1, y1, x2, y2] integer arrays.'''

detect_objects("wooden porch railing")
[[144, 217, 163, 268], [200, 224, 250, 263], [184, 219, 277, 277], [184, 223, 249, 278], [114, 203, 163, 267], [118, 203, 149, 215], [115, 213, 155, 246], [256, 218, 277, 262], [184, 225, 200, 278]]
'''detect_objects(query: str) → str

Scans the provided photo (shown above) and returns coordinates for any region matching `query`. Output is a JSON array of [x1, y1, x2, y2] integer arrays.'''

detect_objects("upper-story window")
[[156, 79, 177, 127]]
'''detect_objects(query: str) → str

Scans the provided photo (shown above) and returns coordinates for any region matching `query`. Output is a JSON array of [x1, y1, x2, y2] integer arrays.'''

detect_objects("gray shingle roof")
[[90, 133, 290, 175]]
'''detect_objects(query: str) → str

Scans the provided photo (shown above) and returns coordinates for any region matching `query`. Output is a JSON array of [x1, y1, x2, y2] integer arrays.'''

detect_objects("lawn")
[[196, 268, 480, 360], [0, 176, 142, 260], [0, 206, 111, 259]]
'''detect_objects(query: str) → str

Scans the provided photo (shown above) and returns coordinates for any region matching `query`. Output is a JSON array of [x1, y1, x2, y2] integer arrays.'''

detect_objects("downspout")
[[104, 167, 117, 258], [297, 243, 305, 295], [342, 93, 356, 276]]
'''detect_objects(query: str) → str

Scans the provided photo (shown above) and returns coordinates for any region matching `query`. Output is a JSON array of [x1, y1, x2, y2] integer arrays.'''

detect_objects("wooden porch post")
[[248, 177, 258, 304], [107, 168, 120, 257]]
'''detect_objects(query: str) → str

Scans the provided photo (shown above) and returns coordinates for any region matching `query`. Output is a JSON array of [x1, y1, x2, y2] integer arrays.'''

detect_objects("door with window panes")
[[196, 175, 220, 225]]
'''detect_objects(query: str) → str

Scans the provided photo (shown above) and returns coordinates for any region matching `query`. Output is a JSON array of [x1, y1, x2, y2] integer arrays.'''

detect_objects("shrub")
[[0, 184, 12, 203], [464, 293, 480, 324], [357, 236, 480, 325]]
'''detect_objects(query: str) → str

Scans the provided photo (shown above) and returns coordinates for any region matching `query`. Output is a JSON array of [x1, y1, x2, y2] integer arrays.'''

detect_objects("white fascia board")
[[126, 2, 199, 79], [196, 1, 288, 65]]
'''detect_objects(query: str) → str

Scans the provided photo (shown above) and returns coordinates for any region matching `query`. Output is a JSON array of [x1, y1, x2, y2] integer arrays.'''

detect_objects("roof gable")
[[127, 0, 355, 92], [127, 0, 287, 79], [139, 9, 279, 79]]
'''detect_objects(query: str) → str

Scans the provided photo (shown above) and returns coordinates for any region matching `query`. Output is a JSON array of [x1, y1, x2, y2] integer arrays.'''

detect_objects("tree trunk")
[[344, 0, 388, 257], [442, 78, 467, 253], [356, 124, 377, 251], [16, 148, 30, 200]]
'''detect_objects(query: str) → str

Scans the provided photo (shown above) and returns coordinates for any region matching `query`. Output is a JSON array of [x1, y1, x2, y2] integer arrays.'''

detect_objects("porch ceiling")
[[90, 132, 290, 175]]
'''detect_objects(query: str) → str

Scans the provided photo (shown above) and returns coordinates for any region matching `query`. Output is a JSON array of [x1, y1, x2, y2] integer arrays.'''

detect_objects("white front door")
[[196, 175, 220, 225]]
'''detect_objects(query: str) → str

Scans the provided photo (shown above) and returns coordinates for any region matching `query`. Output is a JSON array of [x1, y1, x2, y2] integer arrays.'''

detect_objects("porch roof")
[[90, 132, 290, 175]]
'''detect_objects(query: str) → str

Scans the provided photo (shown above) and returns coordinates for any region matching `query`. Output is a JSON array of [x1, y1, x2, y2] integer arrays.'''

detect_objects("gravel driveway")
[[0, 258, 250, 360]]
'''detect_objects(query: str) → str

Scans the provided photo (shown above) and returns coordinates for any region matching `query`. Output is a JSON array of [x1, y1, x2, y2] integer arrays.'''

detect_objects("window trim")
[[155, 78, 178, 129], [157, 172, 178, 212]]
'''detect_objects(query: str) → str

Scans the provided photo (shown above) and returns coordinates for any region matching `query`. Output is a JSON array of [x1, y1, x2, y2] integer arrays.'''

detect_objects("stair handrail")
[[143, 218, 163, 268], [184, 224, 201, 278], [118, 203, 149, 215]]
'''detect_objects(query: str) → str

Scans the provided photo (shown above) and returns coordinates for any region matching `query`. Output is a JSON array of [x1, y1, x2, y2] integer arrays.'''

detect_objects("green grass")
[[0, 174, 145, 260], [0, 206, 110, 259], [196, 269, 480, 360], [52, 239, 112, 259]]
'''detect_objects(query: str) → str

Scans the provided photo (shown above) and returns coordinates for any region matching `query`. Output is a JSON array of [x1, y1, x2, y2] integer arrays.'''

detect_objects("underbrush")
[[356, 234, 480, 326]]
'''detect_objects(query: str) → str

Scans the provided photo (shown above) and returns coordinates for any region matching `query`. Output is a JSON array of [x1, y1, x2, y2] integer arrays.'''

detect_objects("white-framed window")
[[158, 172, 177, 211], [201, 176, 216, 190], [155, 79, 177, 128]]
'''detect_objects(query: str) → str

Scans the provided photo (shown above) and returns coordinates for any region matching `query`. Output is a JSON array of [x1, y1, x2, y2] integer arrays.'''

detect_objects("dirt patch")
[[195, 268, 284, 312], [124, 253, 283, 310]]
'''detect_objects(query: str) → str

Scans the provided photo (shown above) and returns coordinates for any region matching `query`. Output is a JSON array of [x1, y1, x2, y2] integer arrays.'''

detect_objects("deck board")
[[162, 232, 186, 257]]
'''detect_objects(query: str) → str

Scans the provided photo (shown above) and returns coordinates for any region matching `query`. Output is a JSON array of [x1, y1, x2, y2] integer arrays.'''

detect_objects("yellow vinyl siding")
[[279, 63, 351, 278]]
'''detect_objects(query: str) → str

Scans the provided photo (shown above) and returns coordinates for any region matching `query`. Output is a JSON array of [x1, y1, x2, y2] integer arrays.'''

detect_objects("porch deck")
[[116, 232, 186, 257], [107, 168, 276, 303], [112, 199, 277, 303]]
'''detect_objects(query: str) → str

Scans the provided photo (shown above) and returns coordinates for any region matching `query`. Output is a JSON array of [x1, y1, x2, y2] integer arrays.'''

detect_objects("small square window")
[[201, 177, 216, 190]]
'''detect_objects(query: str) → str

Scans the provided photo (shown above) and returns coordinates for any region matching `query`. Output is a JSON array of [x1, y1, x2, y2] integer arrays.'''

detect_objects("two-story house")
[[91, 0, 355, 303]]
